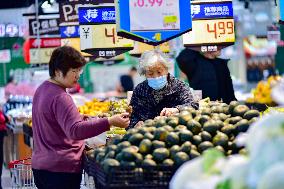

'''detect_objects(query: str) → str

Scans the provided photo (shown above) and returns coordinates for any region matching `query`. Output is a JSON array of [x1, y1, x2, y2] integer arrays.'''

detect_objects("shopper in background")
[[4, 76, 18, 99], [176, 48, 236, 104], [32, 46, 130, 189], [0, 103, 9, 189], [116, 66, 138, 93], [129, 50, 198, 128]]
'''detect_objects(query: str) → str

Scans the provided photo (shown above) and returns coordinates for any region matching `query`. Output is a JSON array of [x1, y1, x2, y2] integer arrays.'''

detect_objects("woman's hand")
[[160, 108, 179, 117], [108, 113, 130, 128]]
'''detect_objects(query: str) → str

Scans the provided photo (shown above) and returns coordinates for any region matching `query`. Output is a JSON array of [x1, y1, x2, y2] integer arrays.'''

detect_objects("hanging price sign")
[[183, 0, 235, 52], [79, 6, 134, 59], [116, 0, 192, 45]]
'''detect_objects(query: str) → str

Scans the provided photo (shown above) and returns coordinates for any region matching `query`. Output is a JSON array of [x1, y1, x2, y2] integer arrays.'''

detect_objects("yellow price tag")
[[164, 16, 177, 24]]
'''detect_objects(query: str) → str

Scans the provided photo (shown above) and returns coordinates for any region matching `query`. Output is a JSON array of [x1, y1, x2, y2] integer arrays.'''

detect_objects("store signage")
[[183, 0, 235, 52], [0, 49, 11, 63], [29, 38, 61, 48], [0, 24, 26, 37], [29, 48, 55, 64], [29, 18, 60, 36], [116, 0, 192, 45], [78, 7, 116, 24], [191, 2, 233, 19], [61, 38, 91, 56], [79, 6, 134, 58], [60, 0, 114, 26], [60, 25, 80, 38]]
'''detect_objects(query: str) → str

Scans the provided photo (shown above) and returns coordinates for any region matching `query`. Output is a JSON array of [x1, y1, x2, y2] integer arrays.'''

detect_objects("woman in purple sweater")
[[32, 46, 130, 189]]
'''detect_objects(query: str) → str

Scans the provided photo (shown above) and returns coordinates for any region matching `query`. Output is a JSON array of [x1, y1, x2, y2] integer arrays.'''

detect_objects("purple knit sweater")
[[32, 81, 109, 173]]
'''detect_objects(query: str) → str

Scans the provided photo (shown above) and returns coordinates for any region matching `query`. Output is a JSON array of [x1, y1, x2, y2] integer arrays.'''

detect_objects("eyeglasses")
[[71, 68, 83, 75]]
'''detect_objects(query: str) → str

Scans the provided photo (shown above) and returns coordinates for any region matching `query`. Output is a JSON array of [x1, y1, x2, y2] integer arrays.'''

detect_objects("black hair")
[[49, 46, 86, 77], [130, 66, 137, 72]]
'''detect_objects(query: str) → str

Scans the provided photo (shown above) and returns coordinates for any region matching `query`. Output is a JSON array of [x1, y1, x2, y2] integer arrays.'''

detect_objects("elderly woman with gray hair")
[[129, 50, 198, 128]]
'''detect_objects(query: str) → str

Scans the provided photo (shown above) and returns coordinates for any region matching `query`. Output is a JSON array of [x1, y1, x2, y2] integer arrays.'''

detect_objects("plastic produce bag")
[[85, 132, 107, 147], [245, 113, 284, 188], [170, 150, 225, 189]]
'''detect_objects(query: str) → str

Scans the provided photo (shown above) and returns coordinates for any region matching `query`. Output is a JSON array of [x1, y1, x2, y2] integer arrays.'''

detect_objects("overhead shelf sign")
[[116, 0, 192, 45], [183, 0, 235, 52], [79, 6, 134, 59]]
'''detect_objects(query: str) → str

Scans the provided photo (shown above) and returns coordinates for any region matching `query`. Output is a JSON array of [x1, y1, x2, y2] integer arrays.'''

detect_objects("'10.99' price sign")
[[130, 0, 180, 31], [183, 0, 235, 52], [116, 0, 191, 45]]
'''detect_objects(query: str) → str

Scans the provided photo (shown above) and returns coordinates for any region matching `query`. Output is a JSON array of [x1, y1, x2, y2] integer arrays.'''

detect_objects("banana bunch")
[[247, 76, 282, 105]]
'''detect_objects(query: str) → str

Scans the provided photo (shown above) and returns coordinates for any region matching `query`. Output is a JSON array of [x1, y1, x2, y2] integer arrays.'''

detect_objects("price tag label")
[[79, 6, 134, 58], [183, 19, 235, 45], [129, 0, 180, 31], [183, 0, 235, 51]]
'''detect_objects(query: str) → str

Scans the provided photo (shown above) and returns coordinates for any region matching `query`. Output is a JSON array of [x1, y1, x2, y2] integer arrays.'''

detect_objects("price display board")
[[79, 6, 134, 59], [183, 0, 235, 52], [116, 0, 192, 45]]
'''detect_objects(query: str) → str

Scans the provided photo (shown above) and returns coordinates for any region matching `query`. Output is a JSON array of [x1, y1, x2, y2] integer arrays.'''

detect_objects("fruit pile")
[[246, 75, 282, 105], [78, 98, 110, 116], [78, 98, 131, 117], [88, 101, 260, 172]]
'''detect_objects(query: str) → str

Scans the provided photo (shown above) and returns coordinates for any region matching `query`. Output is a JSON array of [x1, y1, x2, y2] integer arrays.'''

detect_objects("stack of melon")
[[88, 101, 260, 172]]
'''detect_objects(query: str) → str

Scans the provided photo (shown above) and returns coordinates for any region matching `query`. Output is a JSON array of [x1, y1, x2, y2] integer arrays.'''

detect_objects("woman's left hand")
[[160, 108, 179, 116]]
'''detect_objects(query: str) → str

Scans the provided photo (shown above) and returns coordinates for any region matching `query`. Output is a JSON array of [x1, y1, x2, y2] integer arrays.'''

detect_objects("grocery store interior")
[[0, 0, 284, 189]]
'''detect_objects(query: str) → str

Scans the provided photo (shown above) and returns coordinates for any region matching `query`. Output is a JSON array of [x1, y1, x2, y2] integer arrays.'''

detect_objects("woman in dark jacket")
[[129, 50, 198, 128], [176, 48, 236, 104]]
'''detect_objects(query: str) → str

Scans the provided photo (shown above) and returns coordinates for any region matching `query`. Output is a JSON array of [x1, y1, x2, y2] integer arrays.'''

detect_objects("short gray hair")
[[138, 49, 172, 75]]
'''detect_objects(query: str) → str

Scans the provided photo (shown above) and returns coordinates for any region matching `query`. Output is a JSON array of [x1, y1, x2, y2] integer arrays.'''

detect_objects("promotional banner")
[[29, 38, 61, 48], [116, 0, 192, 45], [183, 0, 235, 52], [0, 24, 26, 37], [79, 6, 134, 59], [29, 18, 60, 37]]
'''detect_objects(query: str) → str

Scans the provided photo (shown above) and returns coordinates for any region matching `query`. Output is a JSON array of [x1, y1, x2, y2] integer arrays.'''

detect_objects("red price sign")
[[206, 21, 234, 39], [133, 0, 164, 7], [183, 18, 235, 46], [105, 27, 124, 45]]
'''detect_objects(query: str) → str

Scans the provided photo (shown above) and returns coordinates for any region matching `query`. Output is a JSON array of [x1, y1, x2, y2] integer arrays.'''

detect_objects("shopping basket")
[[8, 158, 36, 189]]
